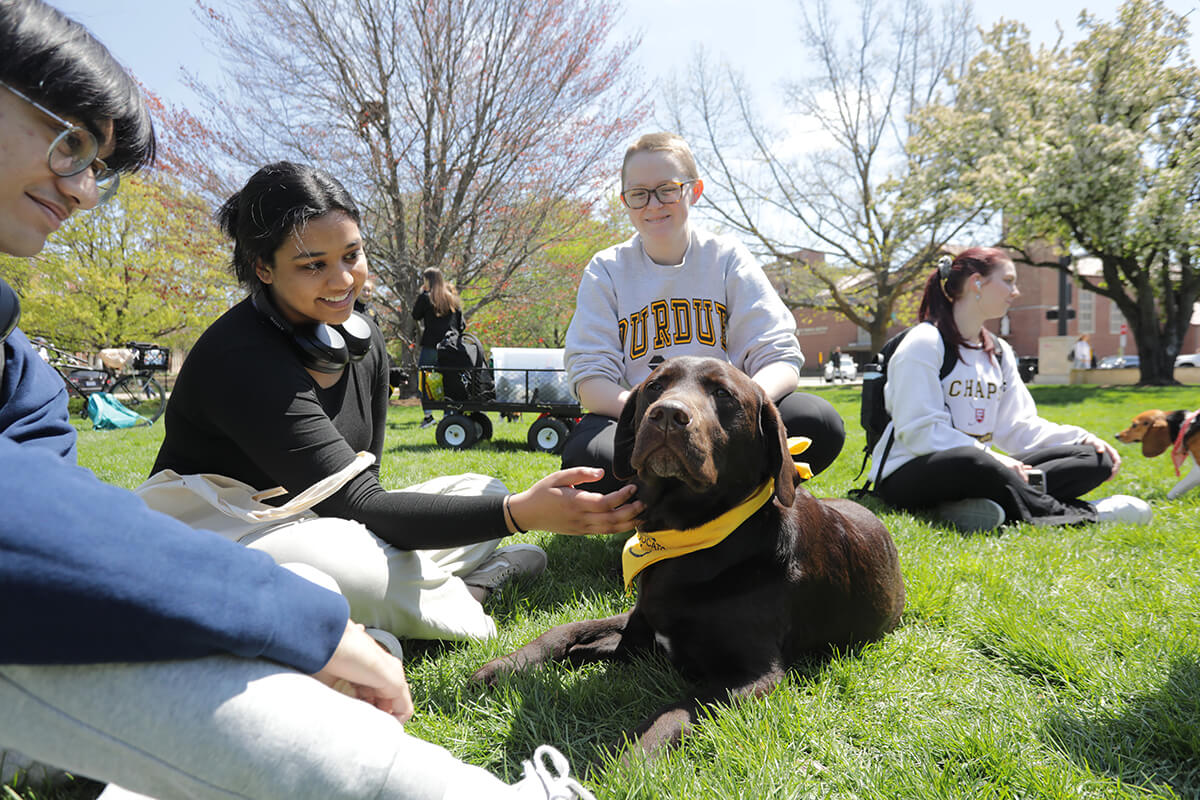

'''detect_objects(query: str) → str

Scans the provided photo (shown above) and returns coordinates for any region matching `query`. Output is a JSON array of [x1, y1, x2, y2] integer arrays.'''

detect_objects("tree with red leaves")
[[187, 0, 646, 362], [468, 196, 630, 348], [0, 89, 237, 352]]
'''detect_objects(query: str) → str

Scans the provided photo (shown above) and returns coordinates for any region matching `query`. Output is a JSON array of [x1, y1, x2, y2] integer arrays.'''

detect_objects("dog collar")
[[621, 478, 776, 590], [1172, 409, 1200, 476]]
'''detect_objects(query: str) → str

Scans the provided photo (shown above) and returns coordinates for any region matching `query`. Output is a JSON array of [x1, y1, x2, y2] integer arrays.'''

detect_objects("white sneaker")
[[934, 498, 1006, 532], [463, 544, 548, 592], [364, 627, 403, 659], [1091, 495, 1153, 525], [419, 415, 436, 429], [511, 745, 596, 800]]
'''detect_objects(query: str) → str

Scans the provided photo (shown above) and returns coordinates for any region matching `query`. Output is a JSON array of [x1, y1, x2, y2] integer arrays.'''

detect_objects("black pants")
[[560, 391, 846, 495], [877, 444, 1110, 526]]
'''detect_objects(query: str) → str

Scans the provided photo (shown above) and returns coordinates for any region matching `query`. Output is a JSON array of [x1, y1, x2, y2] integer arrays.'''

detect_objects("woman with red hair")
[[869, 247, 1150, 532]]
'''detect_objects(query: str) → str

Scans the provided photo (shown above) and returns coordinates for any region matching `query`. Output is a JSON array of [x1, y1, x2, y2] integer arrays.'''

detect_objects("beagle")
[[1116, 409, 1200, 499]]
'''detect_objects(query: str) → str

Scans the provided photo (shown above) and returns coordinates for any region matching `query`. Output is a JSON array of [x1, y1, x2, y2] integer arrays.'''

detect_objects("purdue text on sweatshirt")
[[564, 227, 803, 397]]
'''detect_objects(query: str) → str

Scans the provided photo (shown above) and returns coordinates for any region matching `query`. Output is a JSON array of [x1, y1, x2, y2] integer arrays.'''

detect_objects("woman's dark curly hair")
[[217, 162, 361, 289]]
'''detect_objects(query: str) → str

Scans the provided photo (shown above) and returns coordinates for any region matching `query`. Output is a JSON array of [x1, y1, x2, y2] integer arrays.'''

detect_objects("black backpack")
[[852, 323, 992, 496], [436, 329, 495, 402]]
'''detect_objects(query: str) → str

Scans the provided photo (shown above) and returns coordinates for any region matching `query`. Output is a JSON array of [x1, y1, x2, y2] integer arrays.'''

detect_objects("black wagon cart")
[[418, 346, 580, 454]]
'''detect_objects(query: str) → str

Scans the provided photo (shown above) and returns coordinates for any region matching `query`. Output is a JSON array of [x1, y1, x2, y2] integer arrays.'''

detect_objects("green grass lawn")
[[11, 386, 1200, 799]]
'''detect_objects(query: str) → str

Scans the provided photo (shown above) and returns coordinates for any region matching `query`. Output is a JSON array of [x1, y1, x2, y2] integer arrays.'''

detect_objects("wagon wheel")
[[527, 417, 570, 455], [468, 412, 493, 441], [436, 414, 479, 450]]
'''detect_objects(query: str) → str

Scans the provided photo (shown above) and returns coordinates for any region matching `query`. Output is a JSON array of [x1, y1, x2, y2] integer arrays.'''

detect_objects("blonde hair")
[[621, 132, 699, 188]]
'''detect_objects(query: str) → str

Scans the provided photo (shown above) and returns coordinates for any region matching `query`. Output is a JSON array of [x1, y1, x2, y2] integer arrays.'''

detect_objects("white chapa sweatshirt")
[[870, 322, 1090, 483]]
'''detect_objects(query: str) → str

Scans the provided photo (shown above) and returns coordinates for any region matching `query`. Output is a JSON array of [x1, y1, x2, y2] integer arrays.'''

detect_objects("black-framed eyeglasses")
[[1, 81, 119, 205], [620, 180, 696, 210]]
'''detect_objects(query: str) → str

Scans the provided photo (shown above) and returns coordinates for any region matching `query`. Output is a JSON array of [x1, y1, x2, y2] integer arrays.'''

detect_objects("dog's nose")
[[647, 400, 691, 431]]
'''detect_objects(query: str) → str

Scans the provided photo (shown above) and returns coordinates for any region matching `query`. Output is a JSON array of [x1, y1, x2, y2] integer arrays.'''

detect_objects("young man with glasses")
[[0, 2, 594, 798], [561, 132, 846, 494]]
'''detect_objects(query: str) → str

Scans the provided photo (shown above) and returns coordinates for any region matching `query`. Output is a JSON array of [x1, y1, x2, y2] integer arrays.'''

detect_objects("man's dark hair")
[[0, 0, 156, 172]]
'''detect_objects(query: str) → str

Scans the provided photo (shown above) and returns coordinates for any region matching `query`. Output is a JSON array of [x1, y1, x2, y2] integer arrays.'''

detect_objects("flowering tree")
[[467, 196, 630, 348], [668, 0, 986, 352], [0, 174, 236, 352], [188, 0, 646, 366], [914, 0, 1200, 384], [0, 88, 236, 352]]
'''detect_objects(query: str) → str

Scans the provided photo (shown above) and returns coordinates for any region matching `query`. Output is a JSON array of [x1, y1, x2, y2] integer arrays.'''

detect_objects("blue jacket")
[[0, 328, 75, 460], [0, 329, 348, 670]]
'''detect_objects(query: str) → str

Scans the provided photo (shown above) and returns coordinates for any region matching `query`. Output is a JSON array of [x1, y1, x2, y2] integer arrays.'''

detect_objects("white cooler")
[[491, 347, 573, 404]]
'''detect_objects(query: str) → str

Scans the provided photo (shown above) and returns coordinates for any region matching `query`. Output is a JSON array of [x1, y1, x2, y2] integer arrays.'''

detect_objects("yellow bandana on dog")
[[621, 478, 775, 589], [789, 436, 813, 480], [619, 436, 813, 589]]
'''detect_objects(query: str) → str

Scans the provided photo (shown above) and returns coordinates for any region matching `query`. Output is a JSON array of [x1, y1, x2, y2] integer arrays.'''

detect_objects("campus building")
[[771, 248, 1200, 379]]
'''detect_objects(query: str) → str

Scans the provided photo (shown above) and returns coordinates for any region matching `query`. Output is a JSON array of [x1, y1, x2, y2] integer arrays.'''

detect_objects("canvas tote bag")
[[134, 451, 375, 542]]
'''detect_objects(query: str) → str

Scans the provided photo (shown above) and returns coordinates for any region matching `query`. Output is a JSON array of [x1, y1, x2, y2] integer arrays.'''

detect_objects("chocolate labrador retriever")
[[472, 356, 905, 755]]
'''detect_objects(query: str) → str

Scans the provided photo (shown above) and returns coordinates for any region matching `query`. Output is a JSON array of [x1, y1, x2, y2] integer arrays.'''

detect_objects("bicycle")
[[40, 340, 169, 423]]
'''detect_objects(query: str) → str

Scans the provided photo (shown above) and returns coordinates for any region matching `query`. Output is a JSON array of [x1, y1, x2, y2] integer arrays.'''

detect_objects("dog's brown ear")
[[612, 384, 642, 480], [1143, 417, 1173, 457], [759, 391, 797, 507]]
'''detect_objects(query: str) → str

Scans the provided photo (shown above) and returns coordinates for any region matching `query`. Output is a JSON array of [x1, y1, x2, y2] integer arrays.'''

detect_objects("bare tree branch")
[[667, 0, 989, 351], [182, 0, 646, 363]]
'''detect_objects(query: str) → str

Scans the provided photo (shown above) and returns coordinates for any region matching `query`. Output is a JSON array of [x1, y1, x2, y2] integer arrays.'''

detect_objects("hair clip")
[[937, 255, 953, 280]]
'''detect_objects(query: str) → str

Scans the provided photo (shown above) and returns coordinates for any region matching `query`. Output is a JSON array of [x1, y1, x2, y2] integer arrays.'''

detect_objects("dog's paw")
[[469, 659, 511, 686]]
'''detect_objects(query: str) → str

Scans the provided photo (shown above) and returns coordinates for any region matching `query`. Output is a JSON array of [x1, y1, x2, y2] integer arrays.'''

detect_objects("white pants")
[[0, 657, 522, 800], [235, 473, 506, 642]]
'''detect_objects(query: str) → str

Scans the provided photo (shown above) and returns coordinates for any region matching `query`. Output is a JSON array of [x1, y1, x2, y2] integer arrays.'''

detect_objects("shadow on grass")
[[1042, 657, 1200, 796], [450, 643, 845, 773], [385, 438, 533, 456], [399, 534, 628, 672], [487, 533, 628, 625]]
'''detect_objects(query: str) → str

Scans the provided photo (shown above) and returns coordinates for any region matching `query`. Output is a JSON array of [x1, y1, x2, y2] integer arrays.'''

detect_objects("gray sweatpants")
[[0, 656, 519, 799]]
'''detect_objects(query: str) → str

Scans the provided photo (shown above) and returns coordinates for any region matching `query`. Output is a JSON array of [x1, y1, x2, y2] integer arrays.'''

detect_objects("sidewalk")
[[798, 375, 861, 388]]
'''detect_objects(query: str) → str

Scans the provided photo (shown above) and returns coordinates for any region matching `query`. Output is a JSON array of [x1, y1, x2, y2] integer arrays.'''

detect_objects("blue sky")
[[47, 0, 1200, 116]]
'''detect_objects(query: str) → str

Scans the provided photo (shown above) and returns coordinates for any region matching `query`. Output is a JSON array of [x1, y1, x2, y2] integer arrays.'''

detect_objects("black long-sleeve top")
[[152, 298, 506, 549], [412, 290, 463, 349]]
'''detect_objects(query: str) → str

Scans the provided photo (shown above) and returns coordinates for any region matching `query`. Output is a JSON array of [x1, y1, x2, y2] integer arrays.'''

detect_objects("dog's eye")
[[646, 380, 663, 394], [713, 386, 732, 399]]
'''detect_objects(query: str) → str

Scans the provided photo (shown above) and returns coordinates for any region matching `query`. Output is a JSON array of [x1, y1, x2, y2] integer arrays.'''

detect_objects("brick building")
[[772, 249, 1200, 376]]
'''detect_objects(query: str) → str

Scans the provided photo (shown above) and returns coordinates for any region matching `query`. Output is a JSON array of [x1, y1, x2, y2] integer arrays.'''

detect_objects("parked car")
[[1097, 354, 1140, 369], [1175, 352, 1200, 368], [823, 353, 858, 382]]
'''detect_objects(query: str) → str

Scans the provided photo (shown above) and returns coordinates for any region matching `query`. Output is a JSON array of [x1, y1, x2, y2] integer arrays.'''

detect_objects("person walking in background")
[[412, 267, 463, 428], [829, 345, 844, 382], [1072, 333, 1093, 370], [356, 275, 382, 325], [560, 132, 845, 495], [869, 249, 1151, 533]]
